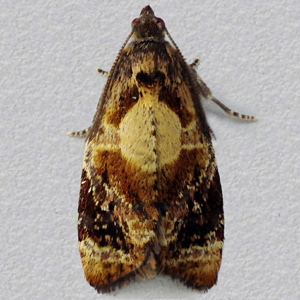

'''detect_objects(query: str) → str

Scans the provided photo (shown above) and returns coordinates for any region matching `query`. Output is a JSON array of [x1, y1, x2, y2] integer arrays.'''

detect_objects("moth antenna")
[[90, 31, 134, 132], [165, 29, 186, 61], [101, 31, 133, 98]]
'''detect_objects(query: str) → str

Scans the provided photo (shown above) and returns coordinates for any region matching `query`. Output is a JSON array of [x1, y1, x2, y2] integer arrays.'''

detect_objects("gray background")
[[1, 0, 299, 299]]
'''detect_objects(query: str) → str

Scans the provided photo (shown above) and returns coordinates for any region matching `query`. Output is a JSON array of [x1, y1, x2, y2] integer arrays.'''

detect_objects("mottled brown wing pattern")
[[163, 157, 224, 289], [77, 5, 226, 293]]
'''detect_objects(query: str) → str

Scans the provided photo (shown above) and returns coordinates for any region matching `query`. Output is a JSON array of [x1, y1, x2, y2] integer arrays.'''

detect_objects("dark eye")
[[156, 17, 165, 26], [131, 18, 140, 26]]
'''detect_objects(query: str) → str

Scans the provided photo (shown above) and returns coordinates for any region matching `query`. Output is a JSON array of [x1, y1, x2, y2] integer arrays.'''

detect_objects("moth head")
[[131, 5, 166, 42]]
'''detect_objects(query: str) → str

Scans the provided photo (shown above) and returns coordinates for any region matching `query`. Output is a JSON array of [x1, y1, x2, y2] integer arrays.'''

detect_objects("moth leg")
[[67, 127, 90, 137], [196, 74, 257, 121], [97, 68, 109, 76], [190, 58, 257, 120], [190, 58, 200, 68], [210, 96, 257, 120]]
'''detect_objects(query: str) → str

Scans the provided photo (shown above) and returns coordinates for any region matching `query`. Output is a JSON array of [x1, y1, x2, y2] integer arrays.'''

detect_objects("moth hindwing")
[[76, 5, 254, 293]]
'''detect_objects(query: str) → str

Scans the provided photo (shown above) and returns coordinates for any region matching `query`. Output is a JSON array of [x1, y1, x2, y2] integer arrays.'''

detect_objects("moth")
[[70, 5, 256, 293]]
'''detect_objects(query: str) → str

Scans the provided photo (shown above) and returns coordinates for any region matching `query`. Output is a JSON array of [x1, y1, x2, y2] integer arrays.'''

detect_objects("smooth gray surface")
[[1, 0, 299, 299]]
